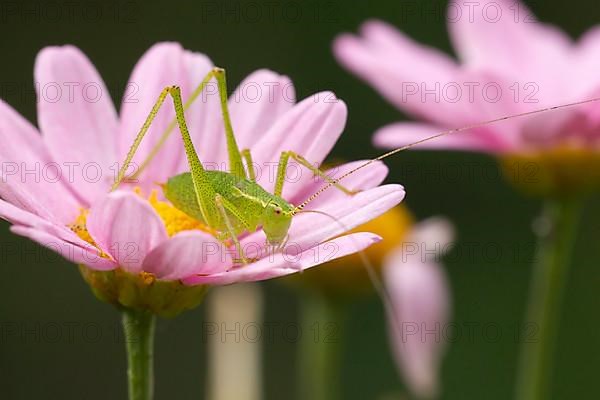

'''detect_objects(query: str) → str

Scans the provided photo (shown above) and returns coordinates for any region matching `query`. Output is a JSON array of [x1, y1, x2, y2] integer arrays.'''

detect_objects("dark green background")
[[1, 0, 599, 398]]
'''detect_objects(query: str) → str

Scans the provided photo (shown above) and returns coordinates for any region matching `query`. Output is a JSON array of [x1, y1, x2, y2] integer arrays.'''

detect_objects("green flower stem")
[[122, 309, 156, 400], [298, 295, 344, 400], [516, 197, 583, 400]]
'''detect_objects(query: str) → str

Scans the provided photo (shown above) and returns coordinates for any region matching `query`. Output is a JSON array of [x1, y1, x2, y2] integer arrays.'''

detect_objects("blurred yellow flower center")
[[287, 205, 415, 299], [349, 204, 414, 265], [501, 145, 600, 197]]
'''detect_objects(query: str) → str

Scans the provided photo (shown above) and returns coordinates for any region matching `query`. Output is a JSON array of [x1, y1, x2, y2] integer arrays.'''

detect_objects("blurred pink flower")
[[384, 218, 453, 399], [0, 42, 404, 289], [334, 0, 600, 155]]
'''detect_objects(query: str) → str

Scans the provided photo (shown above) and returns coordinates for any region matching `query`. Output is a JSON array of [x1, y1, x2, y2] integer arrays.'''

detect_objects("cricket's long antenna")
[[294, 95, 600, 212]]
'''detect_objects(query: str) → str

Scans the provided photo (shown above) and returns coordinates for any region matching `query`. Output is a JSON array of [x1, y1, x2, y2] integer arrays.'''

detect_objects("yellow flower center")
[[501, 145, 600, 197]]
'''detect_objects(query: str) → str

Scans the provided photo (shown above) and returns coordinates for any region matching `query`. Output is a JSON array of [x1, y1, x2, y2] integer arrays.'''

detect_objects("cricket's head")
[[262, 198, 294, 246]]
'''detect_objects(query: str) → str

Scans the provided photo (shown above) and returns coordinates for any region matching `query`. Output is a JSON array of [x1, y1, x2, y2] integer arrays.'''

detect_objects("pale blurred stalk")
[[516, 197, 583, 400], [206, 284, 264, 400], [298, 295, 344, 400]]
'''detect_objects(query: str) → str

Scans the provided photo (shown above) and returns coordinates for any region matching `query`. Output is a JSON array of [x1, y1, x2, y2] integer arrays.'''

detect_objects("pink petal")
[[571, 27, 600, 125], [518, 108, 588, 148], [0, 199, 99, 253], [250, 92, 347, 197], [289, 184, 405, 251], [0, 198, 54, 227], [119, 42, 214, 186], [0, 100, 50, 164], [291, 159, 389, 208], [573, 26, 600, 97], [373, 121, 511, 153], [183, 232, 380, 286], [0, 171, 65, 225], [10, 225, 116, 271], [86, 191, 167, 273], [229, 69, 295, 151], [334, 20, 474, 126], [447, 0, 570, 101], [142, 231, 232, 280], [0, 100, 81, 223], [35, 45, 119, 204], [384, 245, 451, 399]]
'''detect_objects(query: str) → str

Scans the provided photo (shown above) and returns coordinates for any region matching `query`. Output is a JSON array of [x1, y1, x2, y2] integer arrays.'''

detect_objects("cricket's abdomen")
[[163, 171, 287, 236]]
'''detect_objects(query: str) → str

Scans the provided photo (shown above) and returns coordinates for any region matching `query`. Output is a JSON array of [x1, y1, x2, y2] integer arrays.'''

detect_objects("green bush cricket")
[[112, 68, 357, 264]]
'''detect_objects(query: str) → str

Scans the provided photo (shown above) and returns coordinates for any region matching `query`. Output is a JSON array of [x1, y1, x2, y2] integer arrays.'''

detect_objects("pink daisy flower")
[[334, 0, 600, 195], [0, 42, 404, 316]]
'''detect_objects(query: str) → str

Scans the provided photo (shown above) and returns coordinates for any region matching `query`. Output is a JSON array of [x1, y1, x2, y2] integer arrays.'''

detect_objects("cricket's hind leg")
[[273, 150, 360, 197], [113, 85, 224, 227], [130, 67, 247, 181], [241, 149, 257, 182]]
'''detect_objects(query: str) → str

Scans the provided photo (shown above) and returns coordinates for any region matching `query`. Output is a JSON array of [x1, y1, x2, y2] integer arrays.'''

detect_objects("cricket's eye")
[[274, 206, 282, 215]]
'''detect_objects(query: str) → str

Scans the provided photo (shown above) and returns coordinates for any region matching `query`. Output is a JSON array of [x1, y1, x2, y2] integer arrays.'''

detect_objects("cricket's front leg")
[[112, 87, 171, 191], [214, 194, 255, 265], [273, 151, 359, 197]]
